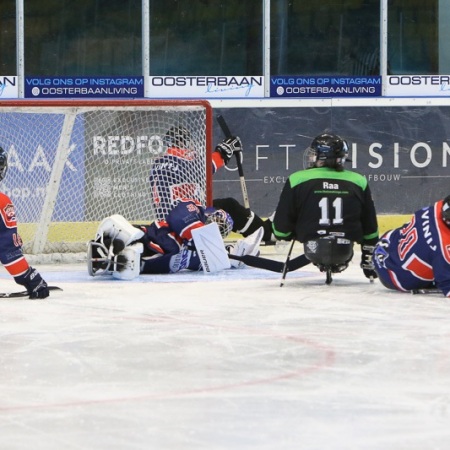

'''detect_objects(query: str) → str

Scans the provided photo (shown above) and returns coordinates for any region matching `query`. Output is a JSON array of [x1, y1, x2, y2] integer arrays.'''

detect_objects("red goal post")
[[0, 99, 213, 255]]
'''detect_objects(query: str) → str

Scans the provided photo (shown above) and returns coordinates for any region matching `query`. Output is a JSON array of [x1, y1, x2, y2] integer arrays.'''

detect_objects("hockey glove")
[[360, 244, 378, 280], [15, 267, 50, 299], [215, 136, 242, 164]]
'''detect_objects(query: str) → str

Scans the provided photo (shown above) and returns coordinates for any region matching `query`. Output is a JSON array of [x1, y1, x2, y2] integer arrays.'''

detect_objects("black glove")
[[15, 267, 50, 299], [360, 244, 378, 280], [215, 136, 242, 164]]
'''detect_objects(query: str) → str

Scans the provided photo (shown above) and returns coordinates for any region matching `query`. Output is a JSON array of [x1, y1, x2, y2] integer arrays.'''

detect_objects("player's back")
[[149, 151, 200, 221], [289, 167, 370, 243]]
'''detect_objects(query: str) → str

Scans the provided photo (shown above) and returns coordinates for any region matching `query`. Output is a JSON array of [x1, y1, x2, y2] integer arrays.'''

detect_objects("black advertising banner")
[[212, 106, 450, 217]]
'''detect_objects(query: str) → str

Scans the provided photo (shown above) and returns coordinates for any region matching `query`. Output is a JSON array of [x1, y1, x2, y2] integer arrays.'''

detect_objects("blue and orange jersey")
[[149, 147, 224, 221], [140, 199, 207, 256], [0, 192, 30, 278], [377, 199, 450, 297]]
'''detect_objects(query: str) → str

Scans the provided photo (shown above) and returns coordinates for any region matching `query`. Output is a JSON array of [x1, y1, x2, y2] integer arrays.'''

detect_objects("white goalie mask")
[[205, 208, 234, 239]]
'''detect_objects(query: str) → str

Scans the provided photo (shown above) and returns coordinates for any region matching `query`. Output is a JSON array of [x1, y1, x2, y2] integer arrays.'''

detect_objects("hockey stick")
[[0, 286, 63, 299], [410, 288, 443, 295], [216, 114, 250, 209], [228, 253, 310, 273], [280, 240, 296, 287]]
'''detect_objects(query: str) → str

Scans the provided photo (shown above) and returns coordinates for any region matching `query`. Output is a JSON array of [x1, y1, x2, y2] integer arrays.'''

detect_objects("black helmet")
[[311, 133, 349, 162], [442, 195, 450, 228], [0, 147, 7, 182], [164, 126, 192, 149]]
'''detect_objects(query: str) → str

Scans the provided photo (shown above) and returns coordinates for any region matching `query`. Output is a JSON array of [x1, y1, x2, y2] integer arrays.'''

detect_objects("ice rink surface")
[[1, 244, 450, 450]]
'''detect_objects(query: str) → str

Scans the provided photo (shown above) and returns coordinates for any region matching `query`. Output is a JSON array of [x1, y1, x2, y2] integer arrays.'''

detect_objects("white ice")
[[1, 244, 450, 450]]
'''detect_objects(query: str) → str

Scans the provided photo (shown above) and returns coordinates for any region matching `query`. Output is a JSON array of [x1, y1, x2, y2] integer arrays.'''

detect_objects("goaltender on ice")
[[0, 147, 50, 298], [87, 198, 264, 280]]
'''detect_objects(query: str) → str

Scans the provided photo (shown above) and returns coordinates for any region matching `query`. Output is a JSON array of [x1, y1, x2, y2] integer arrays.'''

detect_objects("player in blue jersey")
[[0, 146, 49, 298], [373, 195, 450, 297], [138, 199, 234, 274], [272, 133, 379, 282], [149, 126, 229, 221], [149, 126, 274, 243], [88, 198, 263, 278]]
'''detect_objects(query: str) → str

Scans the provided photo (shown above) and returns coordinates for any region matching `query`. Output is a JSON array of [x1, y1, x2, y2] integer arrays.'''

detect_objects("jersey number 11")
[[318, 197, 343, 226]]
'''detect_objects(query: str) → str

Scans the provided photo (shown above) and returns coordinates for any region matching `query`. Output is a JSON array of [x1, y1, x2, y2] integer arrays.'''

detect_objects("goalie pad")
[[112, 243, 143, 280], [191, 223, 231, 273], [87, 241, 143, 280], [87, 239, 114, 276], [229, 226, 264, 269], [95, 214, 144, 255], [88, 214, 145, 279]]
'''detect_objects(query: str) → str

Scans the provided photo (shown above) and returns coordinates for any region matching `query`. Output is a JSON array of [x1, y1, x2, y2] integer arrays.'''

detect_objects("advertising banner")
[[148, 76, 264, 98], [0, 76, 18, 98], [270, 76, 382, 98], [0, 112, 85, 222], [386, 75, 450, 96], [2, 105, 449, 223], [212, 106, 450, 217], [25, 77, 144, 98]]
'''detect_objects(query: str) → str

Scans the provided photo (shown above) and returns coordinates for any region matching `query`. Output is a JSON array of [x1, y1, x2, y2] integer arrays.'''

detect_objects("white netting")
[[0, 100, 212, 255]]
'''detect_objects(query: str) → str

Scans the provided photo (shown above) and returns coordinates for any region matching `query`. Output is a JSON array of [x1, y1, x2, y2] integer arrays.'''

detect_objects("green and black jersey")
[[272, 167, 379, 244]]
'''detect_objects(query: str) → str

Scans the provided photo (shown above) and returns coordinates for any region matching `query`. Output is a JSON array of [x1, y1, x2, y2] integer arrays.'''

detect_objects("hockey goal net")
[[0, 99, 213, 256]]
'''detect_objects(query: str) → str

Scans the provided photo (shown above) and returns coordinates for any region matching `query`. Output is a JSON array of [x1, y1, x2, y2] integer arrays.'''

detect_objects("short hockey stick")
[[0, 286, 63, 299], [280, 240, 296, 287], [216, 114, 250, 209], [410, 288, 443, 295], [228, 252, 310, 273]]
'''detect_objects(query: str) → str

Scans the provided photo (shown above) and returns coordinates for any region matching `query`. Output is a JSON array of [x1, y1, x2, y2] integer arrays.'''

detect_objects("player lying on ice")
[[87, 198, 264, 280], [372, 194, 450, 297]]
